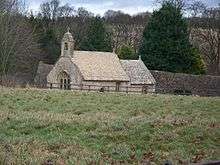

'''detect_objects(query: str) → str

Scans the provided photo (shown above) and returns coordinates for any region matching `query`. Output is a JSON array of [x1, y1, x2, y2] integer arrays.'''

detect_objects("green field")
[[0, 89, 219, 164]]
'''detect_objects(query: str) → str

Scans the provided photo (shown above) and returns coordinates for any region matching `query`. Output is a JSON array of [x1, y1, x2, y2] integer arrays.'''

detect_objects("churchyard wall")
[[151, 70, 220, 96]]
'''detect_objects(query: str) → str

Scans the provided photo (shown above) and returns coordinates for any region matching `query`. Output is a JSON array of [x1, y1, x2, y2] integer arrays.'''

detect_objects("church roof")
[[72, 51, 130, 82], [120, 60, 156, 85]]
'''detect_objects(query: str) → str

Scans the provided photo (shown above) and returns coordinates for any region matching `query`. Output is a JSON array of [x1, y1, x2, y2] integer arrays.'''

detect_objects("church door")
[[116, 82, 120, 92]]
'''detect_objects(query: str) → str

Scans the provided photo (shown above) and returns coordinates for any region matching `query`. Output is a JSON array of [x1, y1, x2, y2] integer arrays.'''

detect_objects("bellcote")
[[61, 28, 75, 57]]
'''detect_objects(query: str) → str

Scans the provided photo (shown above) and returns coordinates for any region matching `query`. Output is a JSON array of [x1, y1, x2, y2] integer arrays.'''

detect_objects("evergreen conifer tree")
[[139, 1, 205, 74], [39, 28, 60, 64], [81, 17, 112, 52]]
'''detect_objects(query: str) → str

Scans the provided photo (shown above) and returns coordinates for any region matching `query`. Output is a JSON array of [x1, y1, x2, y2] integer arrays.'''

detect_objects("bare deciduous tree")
[[111, 24, 144, 53], [0, 0, 41, 84], [40, 0, 76, 21], [189, 2, 220, 75], [58, 4, 75, 18]]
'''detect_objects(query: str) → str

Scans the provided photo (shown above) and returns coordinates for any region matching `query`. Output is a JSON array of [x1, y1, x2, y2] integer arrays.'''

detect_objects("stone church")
[[35, 30, 156, 92]]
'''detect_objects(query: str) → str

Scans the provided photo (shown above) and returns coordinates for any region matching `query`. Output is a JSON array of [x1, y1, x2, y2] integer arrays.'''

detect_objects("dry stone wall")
[[151, 70, 220, 97]]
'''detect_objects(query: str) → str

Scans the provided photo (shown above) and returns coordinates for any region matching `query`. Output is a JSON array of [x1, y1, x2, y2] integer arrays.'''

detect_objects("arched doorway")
[[58, 71, 71, 90]]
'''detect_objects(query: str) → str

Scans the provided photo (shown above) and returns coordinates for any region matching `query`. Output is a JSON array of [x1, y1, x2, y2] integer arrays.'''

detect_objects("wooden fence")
[[47, 83, 153, 94]]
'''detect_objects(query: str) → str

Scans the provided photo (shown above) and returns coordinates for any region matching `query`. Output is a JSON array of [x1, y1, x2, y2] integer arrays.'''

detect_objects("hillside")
[[0, 89, 219, 164]]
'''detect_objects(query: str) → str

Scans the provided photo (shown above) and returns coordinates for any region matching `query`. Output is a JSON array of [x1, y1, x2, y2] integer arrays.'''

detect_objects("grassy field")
[[0, 88, 219, 164]]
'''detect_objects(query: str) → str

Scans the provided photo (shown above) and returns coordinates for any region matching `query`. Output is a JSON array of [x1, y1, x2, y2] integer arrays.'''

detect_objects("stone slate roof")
[[34, 61, 54, 86], [72, 51, 129, 82], [120, 60, 156, 85]]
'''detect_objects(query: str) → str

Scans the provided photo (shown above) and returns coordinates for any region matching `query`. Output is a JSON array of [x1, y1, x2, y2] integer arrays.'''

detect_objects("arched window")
[[58, 71, 71, 90], [64, 43, 68, 50]]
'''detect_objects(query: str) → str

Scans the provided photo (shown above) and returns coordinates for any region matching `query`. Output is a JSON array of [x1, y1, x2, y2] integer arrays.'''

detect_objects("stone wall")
[[151, 70, 220, 97], [47, 57, 83, 85]]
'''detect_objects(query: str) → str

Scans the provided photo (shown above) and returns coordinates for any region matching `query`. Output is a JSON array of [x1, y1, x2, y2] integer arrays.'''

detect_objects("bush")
[[118, 45, 137, 60]]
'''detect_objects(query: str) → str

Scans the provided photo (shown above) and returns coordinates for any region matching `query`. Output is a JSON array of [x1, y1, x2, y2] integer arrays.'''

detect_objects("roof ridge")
[[74, 50, 115, 53]]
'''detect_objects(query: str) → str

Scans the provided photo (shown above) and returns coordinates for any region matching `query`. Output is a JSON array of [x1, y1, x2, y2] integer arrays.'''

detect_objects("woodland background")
[[0, 0, 219, 85]]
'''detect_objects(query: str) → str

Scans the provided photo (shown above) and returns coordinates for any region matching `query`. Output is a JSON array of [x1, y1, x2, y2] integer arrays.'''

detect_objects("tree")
[[40, 0, 75, 21], [139, 1, 205, 74], [81, 17, 112, 52], [40, 0, 60, 21], [58, 4, 75, 18], [37, 0, 77, 64], [118, 45, 137, 60], [189, 2, 220, 75], [104, 10, 131, 24], [156, 0, 187, 10], [39, 28, 60, 64], [77, 7, 94, 19], [0, 0, 40, 79]]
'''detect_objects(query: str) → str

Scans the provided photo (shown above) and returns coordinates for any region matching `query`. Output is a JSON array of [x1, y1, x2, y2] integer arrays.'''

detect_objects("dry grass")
[[0, 88, 219, 164]]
